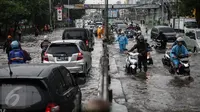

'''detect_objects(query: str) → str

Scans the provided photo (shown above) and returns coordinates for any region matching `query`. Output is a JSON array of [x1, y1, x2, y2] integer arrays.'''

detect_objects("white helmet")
[[44, 35, 48, 40], [121, 31, 124, 34], [177, 37, 184, 42]]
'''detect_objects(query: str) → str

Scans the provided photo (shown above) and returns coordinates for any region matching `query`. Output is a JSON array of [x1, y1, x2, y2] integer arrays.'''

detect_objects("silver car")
[[43, 40, 92, 76]]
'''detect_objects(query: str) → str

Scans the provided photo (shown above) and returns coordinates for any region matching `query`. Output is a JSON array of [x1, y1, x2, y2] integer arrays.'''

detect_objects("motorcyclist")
[[128, 35, 148, 72], [40, 35, 51, 63], [127, 24, 134, 30], [144, 38, 151, 51], [170, 37, 189, 73], [135, 30, 142, 43], [135, 24, 141, 31], [8, 41, 26, 64], [156, 31, 167, 49], [117, 31, 128, 53], [3, 35, 13, 58], [172, 37, 187, 48]]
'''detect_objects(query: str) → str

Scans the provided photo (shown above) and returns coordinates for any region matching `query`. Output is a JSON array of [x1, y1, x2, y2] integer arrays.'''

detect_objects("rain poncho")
[[117, 34, 128, 52], [9, 49, 26, 64], [170, 45, 189, 68]]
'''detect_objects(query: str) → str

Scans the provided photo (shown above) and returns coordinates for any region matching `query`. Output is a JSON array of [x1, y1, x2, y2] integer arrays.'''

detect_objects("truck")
[[170, 17, 198, 33], [75, 19, 84, 28]]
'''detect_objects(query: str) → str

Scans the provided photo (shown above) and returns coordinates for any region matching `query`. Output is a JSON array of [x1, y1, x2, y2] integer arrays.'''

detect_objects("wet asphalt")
[[109, 30, 200, 112]]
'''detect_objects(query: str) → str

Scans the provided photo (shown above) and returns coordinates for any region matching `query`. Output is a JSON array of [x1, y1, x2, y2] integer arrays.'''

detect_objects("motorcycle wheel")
[[125, 65, 131, 74], [169, 65, 175, 74]]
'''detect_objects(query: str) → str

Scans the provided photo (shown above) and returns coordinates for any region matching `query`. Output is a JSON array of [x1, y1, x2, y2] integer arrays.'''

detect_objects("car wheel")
[[193, 47, 197, 53]]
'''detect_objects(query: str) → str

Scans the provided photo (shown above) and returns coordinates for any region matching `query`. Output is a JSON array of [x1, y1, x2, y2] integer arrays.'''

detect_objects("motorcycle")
[[154, 39, 166, 53], [125, 29, 135, 38], [147, 48, 153, 65], [125, 52, 139, 74], [162, 51, 190, 76]]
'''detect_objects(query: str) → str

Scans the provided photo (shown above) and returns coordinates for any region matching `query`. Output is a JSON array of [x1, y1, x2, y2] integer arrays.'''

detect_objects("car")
[[62, 28, 93, 49], [183, 29, 200, 52], [116, 24, 127, 32], [151, 26, 177, 42], [0, 64, 82, 112], [43, 40, 92, 76]]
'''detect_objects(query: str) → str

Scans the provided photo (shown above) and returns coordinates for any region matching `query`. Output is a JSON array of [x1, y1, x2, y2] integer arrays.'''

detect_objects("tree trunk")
[[196, 7, 200, 28]]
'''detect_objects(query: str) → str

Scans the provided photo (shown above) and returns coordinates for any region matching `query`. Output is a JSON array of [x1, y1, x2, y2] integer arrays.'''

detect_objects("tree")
[[179, 0, 200, 27]]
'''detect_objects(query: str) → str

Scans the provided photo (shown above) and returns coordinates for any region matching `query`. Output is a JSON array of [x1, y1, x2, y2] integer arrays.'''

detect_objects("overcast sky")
[[85, 0, 125, 4]]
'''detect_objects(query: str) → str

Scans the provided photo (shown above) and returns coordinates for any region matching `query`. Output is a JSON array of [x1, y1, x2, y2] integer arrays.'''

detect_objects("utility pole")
[[161, 0, 164, 24], [105, 0, 108, 40], [67, 0, 70, 27], [49, 0, 52, 28]]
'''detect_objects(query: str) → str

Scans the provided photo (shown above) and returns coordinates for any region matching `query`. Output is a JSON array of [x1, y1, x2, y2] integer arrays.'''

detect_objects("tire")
[[162, 58, 165, 65], [126, 65, 131, 73], [193, 47, 197, 53], [169, 65, 175, 74]]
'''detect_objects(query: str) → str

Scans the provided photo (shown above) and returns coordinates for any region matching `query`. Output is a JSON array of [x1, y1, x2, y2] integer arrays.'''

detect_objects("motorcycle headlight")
[[128, 32, 131, 34]]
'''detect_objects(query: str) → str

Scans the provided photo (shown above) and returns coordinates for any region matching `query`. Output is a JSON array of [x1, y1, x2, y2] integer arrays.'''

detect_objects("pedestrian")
[[8, 41, 26, 64], [40, 35, 51, 63], [116, 31, 128, 53], [35, 26, 39, 37], [97, 26, 102, 39], [17, 28, 22, 42], [3, 35, 13, 58]]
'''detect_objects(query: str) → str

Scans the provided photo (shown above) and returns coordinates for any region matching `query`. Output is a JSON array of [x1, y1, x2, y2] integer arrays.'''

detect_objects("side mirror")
[[89, 48, 94, 52], [151, 45, 154, 47]]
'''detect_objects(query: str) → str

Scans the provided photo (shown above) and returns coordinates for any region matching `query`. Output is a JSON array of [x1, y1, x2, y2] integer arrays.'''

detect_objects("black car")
[[151, 26, 177, 42], [0, 64, 82, 112], [62, 28, 93, 49]]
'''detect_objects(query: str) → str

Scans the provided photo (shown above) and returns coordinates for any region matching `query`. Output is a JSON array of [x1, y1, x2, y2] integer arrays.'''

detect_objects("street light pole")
[[49, 0, 52, 28], [105, 0, 108, 40], [68, 0, 70, 27], [161, 0, 164, 24]]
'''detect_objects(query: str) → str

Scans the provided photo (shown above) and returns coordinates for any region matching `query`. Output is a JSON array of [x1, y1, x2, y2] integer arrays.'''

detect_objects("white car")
[[43, 40, 92, 76], [183, 29, 200, 52]]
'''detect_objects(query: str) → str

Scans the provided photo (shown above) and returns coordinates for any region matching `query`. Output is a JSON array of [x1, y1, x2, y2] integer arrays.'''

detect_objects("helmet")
[[139, 35, 144, 42], [44, 35, 48, 40], [121, 31, 124, 34], [11, 41, 20, 49], [177, 37, 184, 42], [7, 35, 12, 39]]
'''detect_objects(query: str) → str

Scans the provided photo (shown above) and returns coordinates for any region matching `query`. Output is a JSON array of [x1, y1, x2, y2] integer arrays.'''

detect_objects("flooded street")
[[0, 29, 102, 103], [109, 31, 200, 112]]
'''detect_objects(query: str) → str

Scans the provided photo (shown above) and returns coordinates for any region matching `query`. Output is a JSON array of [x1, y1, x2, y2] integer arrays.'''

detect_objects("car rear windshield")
[[63, 30, 87, 40], [0, 79, 48, 109], [47, 43, 79, 56], [159, 27, 175, 33]]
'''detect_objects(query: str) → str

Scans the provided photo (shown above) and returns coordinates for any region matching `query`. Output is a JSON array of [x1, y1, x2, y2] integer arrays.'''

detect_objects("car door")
[[185, 32, 196, 50], [79, 42, 92, 69], [51, 68, 74, 112], [59, 66, 81, 112]]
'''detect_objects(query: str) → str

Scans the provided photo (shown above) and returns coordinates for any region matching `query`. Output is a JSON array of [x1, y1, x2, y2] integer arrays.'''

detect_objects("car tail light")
[[43, 52, 49, 61], [46, 103, 60, 112], [77, 52, 83, 60], [86, 40, 89, 46]]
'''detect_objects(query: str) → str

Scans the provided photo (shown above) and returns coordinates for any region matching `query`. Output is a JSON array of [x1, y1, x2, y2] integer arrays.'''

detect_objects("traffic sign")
[[57, 8, 62, 21]]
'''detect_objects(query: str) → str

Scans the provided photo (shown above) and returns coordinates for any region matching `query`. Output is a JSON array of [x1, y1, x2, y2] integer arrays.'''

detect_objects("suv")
[[43, 40, 92, 76], [151, 26, 177, 42], [0, 64, 82, 112], [62, 28, 94, 49]]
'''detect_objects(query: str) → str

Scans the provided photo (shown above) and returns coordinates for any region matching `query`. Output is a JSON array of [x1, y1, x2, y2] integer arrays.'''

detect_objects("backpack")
[[9, 50, 25, 64]]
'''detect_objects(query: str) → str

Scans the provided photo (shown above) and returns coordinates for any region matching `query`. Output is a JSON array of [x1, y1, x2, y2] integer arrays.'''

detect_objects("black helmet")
[[139, 35, 144, 42], [159, 31, 163, 35]]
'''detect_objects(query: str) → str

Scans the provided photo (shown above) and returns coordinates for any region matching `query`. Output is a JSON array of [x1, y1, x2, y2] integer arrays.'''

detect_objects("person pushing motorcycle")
[[170, 37, 189, 73], [127, 35, 148, 73]]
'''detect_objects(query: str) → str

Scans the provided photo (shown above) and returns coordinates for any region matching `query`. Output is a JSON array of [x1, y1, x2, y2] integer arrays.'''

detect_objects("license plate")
[[57, 57, 68, 61]]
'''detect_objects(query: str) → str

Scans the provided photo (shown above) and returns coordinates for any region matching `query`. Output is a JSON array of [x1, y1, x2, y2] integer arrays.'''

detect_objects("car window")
[[63, 30, 87, 40], [59, 67, 74, 88], [52, 69, 68, 94], [159, 27, 175, 33], [0, 79, 47, 109], [79, 42, 88, 51], [186, 32, 196, 40], [47, 43, 79, 56]]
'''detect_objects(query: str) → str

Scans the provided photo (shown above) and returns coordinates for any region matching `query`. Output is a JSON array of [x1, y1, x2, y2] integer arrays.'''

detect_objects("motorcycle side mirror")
[[151, 45, 154, 47]]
